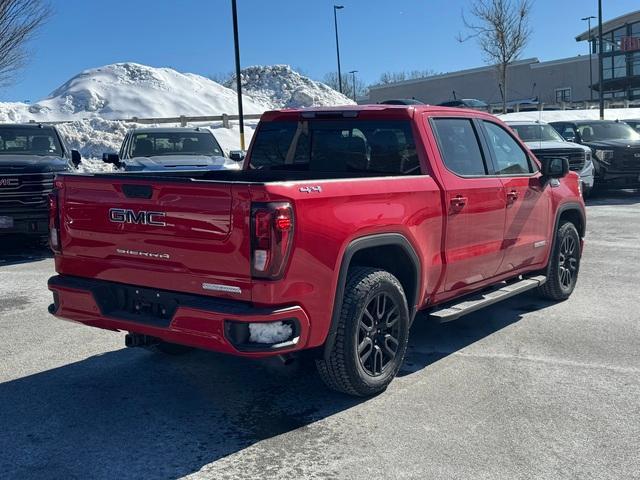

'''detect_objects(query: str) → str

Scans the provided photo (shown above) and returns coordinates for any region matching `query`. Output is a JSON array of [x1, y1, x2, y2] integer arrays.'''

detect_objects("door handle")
[[450, 195, 468, 210], [506, 190, 519, 204]]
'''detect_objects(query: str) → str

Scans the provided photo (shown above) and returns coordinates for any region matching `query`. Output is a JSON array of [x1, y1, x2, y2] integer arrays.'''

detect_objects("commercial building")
[[367, 10, 640, 107]]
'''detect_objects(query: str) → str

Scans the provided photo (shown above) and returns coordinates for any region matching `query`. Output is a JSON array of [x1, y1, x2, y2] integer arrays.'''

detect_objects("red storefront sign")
[[621, 36, 640, 52]]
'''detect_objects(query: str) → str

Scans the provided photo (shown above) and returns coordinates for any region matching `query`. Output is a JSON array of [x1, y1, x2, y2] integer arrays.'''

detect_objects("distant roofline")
[[575, 10, 640, 41], [368, 58, 540, 91]]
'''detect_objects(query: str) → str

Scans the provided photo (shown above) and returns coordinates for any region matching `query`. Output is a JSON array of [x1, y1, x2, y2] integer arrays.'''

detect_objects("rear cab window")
[[248, 119, 421, 175]]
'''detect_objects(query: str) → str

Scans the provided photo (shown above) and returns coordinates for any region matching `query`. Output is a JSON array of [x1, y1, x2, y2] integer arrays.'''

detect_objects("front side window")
[[431, 118, 487, 176], [482, 121, 533, 175], [249, 120, 420, 175], [0, 127, 63, 158]]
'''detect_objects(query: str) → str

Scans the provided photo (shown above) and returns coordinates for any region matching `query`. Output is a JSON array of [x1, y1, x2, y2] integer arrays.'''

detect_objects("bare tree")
[[458, 0, 532, 113], [323, 72, 368, 100], [0, 0, 51, 87], [377, 69, 439, 85]]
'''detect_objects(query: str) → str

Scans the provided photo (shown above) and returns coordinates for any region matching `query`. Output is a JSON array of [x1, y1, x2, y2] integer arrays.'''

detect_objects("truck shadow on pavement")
[[0, 293, 553, 480], [585, 189, 640, 206], [0, 236, 51, 266]]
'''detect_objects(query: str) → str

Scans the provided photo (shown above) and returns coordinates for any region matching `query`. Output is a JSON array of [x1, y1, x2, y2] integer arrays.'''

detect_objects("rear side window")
[[431, 118, 487, 176], [249, 120, 421, 175], [482, 121, 533, 175]]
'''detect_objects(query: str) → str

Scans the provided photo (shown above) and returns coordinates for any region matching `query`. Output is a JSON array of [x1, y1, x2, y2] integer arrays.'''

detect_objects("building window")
[[603, 54, 628, 80], [613, 27, 627, 51], [603, 90, 626, 99], [632, 21, 640, 36], [555, 87, 572, 103], [632, 52, 640, 76]]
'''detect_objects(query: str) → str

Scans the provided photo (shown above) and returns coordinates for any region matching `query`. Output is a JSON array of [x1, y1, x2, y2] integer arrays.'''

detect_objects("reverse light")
[[251, 202, 294, 279], [48, 190, 61, 253], [594, 149, 614, 165]]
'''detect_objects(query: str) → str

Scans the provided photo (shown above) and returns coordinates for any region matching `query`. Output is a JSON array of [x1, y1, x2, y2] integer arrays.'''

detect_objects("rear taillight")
[[251, 202, 294, 279], [48, 189, 61, 253]]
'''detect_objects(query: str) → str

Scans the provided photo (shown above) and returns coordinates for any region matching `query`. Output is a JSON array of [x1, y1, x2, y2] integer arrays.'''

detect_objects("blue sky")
[[2, 0, 638, 102]]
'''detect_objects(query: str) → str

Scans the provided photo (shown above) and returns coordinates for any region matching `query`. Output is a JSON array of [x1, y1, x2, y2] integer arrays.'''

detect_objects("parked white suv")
[[102, 127, 241, 172], [507, 121, 595, 197]]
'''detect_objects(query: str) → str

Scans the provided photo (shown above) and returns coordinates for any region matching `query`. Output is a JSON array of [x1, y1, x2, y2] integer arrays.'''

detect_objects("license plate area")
[[93, 283, 179, 327], [0, 216, 14, 229]]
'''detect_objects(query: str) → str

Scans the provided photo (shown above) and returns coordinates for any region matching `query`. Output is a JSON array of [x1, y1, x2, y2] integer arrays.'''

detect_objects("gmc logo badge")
[[0, 178, 19, 187], [109, 208, 166, 226]]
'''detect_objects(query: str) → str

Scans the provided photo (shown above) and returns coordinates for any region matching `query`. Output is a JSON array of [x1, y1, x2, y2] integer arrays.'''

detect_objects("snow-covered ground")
[[226, 65, 355, 109], [0, 62, 350, 171], [500, 107, 640, 123]]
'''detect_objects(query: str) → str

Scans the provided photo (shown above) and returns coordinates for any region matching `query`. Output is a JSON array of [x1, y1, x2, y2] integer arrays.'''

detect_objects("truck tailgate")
[[56, 175, 252, 301]]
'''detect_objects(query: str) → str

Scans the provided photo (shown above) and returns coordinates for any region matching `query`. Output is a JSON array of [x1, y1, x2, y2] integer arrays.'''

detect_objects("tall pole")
[[582, 16, 596, 101], [232, 0, 245, 150], [349, 70, 358, 102], [333, 5, 344, 93], [598, 0, 604, 119]]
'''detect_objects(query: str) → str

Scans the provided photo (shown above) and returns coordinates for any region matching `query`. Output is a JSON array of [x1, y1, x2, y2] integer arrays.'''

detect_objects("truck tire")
[[316, 267, 410, 396], [538, 221, 581, 301]]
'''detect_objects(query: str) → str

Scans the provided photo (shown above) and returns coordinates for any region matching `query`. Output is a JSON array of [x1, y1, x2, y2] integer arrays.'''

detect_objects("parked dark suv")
[[550, 120, 640, 190], [0, 124, 80, 241]]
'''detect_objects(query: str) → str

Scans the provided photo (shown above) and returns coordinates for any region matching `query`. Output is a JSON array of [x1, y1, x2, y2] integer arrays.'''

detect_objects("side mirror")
[[102, 152, 121, 167], [229, 150, 246, 162], [70, 149, 82, 168], [541, 157, 569, 179]]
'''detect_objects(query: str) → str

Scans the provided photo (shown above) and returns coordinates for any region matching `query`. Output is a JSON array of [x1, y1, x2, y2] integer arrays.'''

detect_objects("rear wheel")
[[538, 221, 581, 301], [316, 267, 410, 396]]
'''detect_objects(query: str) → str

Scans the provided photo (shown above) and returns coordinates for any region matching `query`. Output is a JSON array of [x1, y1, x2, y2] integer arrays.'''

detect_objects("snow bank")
[[0, 62, 353, 171], [248, 321, 293, 344], [500, 108, 640, 123], [0, 63, 264, 123], [227, 65, 355, 110]]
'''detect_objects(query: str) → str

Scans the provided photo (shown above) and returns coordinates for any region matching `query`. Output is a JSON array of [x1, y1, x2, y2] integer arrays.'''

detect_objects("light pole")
[[581, 15, 596, 101], [598, 0, 604, 119], [333, 5, 344, 93], [231, 0, 245, 150], [348, 70, 358, 102]]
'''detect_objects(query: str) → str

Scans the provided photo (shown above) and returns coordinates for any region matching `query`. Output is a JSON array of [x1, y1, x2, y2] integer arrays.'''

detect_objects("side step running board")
[[428, 275, 547, 323]]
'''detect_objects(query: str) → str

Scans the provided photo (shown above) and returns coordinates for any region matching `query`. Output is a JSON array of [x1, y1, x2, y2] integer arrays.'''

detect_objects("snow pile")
[[248, 321, 293, 344], [0, 62, 354, 169], [0, 63, 265, 122], [227, 65, 355, 110], [500, 108, 640, 123]]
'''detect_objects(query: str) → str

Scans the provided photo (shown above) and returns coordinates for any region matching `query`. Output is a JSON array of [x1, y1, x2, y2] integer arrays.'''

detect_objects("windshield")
[[249, 119, 420, 175], [577, 122, 640, 142], [128, 131, 223, 157], [0, 127, 63, 157], [510, 124, 564, 142]]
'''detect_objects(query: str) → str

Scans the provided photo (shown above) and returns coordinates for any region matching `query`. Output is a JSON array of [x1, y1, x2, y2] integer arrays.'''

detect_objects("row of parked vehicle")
[[1, 115, 639, 242], [506, 118, 640, 198], [0, 123, 241, 240]]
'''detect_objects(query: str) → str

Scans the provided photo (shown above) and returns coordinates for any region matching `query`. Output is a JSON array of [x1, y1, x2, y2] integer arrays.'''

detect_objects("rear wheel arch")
[[323, 233, 421, 359]]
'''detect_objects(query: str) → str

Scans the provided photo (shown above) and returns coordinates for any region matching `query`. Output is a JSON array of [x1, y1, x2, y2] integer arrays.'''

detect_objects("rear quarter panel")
[[250, 175, 444, 348]]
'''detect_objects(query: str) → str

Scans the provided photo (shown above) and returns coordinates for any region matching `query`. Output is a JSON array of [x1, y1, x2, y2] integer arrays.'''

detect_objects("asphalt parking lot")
[[1, 191, 639, 480]]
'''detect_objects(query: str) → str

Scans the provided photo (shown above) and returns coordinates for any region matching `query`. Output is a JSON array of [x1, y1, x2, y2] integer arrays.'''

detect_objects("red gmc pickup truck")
[[47, 106, 585, 396]]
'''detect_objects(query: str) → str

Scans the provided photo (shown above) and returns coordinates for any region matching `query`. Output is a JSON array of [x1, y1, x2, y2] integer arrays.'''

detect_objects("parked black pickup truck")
[[550, 120, 640, 190], [0, 124, 80, 240]]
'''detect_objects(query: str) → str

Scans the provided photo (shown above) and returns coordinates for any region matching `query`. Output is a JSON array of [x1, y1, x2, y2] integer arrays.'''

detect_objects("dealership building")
[[367, 10, 640, 106]]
